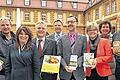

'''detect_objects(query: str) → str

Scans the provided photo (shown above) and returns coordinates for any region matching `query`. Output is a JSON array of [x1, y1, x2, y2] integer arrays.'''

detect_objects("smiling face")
[[87, 29, 98, 40], [67, 16, 77, 32], [100, 23, 110, 35], [36, 22, 47, 38], [18, 30, 29, 45], [0, 19, 11, 34], [54, 21, 63, 34], [86, 24, 98, 40]]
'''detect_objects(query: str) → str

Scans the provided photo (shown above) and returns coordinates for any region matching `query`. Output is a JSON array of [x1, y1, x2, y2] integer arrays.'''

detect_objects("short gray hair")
[[86, 22, 98, 32], [0, 16, 12, 26], [36, 20, 47, 28]]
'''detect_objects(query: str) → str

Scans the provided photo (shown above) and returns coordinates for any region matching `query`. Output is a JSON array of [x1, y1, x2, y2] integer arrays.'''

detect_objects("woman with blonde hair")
[[85, 23, 112, 80]]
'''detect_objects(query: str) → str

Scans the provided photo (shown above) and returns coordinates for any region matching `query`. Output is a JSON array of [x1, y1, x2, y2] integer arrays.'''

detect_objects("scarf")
[[89, 35, 100, 51]]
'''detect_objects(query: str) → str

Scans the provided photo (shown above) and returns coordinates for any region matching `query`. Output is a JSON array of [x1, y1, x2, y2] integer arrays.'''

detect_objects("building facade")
[[0, 0, 87, 35], [0, 0, 120, 35], [85, 0, 120, 33]]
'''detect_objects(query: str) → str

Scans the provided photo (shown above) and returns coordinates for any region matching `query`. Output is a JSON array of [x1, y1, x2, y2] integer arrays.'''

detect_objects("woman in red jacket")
[[85, 23, 112, 80]]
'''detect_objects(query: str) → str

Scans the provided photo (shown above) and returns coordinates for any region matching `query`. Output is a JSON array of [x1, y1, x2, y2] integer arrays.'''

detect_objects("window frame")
[[24, 0, 30, 6], [57, 1, 63, 8], [6, 0, 12, 5], [41, 13, 47, 22], [41, 0, 47, 7], [24, 12, 30, 22]]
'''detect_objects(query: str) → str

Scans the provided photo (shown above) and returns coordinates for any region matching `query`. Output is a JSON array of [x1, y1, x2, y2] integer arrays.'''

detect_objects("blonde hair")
[[86, 22, 98, 32], [0, 16, 12, 26]]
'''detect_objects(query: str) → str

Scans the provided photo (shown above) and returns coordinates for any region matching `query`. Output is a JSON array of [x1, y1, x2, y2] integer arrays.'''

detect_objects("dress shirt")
[[36, 37, 45, 49], [68, 32, 76, 44], [54, 32, 63, 41]]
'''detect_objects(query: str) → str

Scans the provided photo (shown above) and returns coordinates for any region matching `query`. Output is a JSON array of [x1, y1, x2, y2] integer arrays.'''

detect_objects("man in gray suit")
[[33, 20, 57, 80], [48, 20, 64, 42], [57, 16, 86, 80]]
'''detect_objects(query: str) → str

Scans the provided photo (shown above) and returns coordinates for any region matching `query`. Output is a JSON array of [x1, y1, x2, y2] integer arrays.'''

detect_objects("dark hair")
[[54, 20, 63, 26], [99, 21, 111, 33], [15, 26, 33, 50], [68, 16, 78, 22]]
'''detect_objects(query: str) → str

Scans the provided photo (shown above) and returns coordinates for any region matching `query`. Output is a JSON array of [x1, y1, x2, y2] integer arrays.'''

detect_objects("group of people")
[[0, 15, 119, 80]]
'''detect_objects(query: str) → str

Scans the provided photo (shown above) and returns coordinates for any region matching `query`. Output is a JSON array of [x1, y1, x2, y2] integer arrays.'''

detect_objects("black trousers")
[[86, 69, 108, 80], [41, 72, 57, 80], [60, 73, 76, 80]]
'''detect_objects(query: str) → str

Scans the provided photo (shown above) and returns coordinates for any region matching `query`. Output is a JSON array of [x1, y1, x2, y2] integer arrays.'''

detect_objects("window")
[[24, 12, 30, 21], [41, 13, 46, 22], [112, 0, 116, 13], [95, 9, 99, 20], [105, 2, 110, 15], [24, 0, 30, 6], [57, 1, 63, 8], [6, 12, 12, 20], [6, 0, 12, 5], [57, 14, 62, 21], [72, 2, 77, 9], [41, 0, 47, 7]]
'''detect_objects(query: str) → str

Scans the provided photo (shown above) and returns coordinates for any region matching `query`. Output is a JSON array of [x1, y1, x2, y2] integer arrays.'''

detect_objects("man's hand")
[[90, 59, 97, 69], [65, 66, 74, 73]]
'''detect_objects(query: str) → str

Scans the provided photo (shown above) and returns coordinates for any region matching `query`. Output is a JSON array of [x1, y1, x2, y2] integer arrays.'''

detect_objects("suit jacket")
[[86, 38, 112, 77], [47, 33, 55, 40], [32, 37, 57, 71], [48, 33, 64, 42], [5, 44, 40, 80], [0, 31, 15, 75], [57, 33, 86, 80]]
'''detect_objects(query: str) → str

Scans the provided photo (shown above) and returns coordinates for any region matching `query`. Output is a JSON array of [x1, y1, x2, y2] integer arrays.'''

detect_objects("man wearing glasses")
[[57, 16, 86, 80]]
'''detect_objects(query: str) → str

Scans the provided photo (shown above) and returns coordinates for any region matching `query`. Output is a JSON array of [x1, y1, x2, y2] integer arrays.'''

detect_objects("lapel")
[[1, 38, 8, 46], [33, 38, 37, 46], [13, 47, 26, 65], [40, 38, 49, 57], [73, 34, 79, 51], [64, 35, 71, 53], [53, 33, 55, 40]]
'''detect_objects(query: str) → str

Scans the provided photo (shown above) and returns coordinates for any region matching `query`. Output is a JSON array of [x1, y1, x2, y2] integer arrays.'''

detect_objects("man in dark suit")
[[33, 20, 57, 80], [57, 16, 86, 80], [48, 20, 64, 43]]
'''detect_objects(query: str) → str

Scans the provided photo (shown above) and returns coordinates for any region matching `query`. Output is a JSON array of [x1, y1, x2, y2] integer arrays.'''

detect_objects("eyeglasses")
[[67, 21, 76, 24]]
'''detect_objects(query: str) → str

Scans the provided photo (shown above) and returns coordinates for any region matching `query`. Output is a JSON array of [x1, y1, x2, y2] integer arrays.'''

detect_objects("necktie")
[[70, 35, 75, 44], [38, 40, 42, 55], [56, 34, 60, 41]]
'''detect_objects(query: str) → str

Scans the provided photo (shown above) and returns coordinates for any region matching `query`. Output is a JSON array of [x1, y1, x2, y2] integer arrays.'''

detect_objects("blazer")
[[0, 31, 15, 75], [5, 44, 40, 80], [86, 38, 112, 77], [48, 33, 64, 42], [57, 33, 86, 80], [47, 33, 55, 40], [32, 37, 57, 71]]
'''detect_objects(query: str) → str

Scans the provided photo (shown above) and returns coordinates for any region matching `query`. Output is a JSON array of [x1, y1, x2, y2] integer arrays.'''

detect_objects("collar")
[[68, 32, 77, 37], [37, 37, 45, 42], [55, 32, 63, 36], [0, 31, 15, 40]]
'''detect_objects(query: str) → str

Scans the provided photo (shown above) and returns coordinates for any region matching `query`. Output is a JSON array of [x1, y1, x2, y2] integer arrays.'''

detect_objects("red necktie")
[[38, 40, 42, 55]]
